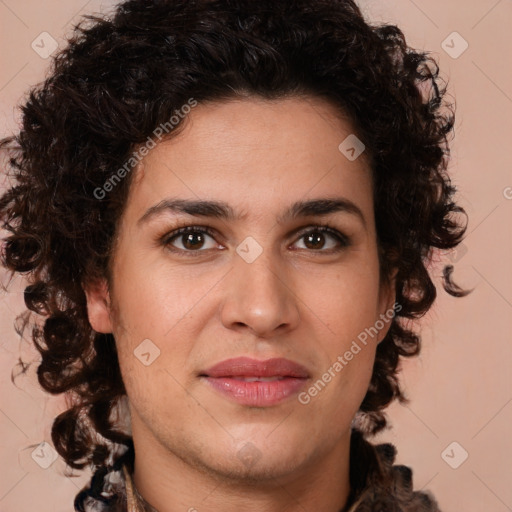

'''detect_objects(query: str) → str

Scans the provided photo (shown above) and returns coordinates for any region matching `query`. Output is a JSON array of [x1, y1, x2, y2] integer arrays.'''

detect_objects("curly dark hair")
[[1, 0, 469, 508]]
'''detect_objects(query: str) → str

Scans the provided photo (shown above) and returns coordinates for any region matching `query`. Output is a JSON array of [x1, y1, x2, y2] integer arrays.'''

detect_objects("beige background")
[[1, 1, 511, 511]]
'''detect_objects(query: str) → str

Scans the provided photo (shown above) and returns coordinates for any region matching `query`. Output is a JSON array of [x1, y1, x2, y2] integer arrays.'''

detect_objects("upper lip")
[[202, 357, 310, 378]]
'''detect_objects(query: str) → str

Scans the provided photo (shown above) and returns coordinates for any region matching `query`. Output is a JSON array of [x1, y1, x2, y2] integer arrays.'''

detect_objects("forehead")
[[124, 95, 374, 224], [156, 95, 368, 168]]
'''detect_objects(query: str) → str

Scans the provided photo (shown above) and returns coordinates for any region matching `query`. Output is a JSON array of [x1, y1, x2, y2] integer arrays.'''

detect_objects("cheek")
[[297, 261, 381, 339], [108, 260, 207, 388], [110, 257, 200, 337], [312, 326, 377, 410]]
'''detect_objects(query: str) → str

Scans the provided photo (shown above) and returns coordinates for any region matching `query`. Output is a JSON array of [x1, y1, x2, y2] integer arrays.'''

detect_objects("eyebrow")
[[138, 197, 367, 229]]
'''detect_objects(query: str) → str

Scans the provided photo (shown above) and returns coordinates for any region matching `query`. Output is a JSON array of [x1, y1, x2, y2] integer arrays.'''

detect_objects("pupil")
[[305, 232, 324, 249], [184, 233, 203, 249]]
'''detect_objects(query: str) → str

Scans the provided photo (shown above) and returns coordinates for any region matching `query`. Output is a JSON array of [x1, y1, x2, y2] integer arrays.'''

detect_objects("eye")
[[160, 224, 350, 256], [292, 226, 350, 252], [162, 226, 220, 253]]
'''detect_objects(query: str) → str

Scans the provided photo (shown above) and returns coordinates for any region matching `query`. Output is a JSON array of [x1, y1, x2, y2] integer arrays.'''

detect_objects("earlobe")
[[83, 278, 113, 333]]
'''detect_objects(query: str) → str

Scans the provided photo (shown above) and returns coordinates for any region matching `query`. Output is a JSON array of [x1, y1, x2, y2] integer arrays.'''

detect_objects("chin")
[[177, 436, 313, 485], [202, 451, 308, 484]]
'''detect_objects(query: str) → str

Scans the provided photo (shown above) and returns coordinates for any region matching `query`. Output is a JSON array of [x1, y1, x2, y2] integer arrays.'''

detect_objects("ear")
[[376, 267, 399, 344], [83, 278, 113, 333]]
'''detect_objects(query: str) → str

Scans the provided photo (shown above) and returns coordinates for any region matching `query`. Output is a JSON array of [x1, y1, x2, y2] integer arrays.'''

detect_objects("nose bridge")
[[220, 239, 299, 336], [238, 244, 281, 294]]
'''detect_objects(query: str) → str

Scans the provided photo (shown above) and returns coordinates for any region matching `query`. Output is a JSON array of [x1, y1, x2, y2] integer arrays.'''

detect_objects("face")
[[86, 96, 396, 484]]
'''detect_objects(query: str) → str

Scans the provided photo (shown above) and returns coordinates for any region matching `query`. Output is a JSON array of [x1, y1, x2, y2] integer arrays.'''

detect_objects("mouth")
[[230, 376, 287, 382], [200, 357, 310, 406]]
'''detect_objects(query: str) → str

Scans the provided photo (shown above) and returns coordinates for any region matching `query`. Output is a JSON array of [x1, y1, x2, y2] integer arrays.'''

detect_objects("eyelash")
[[160, 224, 351, 257]]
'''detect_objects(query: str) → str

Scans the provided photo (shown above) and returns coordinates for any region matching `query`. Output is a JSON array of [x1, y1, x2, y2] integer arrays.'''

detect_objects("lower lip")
[[203, 377, 308, 406]]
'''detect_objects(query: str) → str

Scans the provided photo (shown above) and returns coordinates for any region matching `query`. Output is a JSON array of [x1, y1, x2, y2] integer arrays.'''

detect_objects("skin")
[[85, 96, 396, 512]]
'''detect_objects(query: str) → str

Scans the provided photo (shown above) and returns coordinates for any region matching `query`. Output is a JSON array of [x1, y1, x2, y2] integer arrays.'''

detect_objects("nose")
[[220, 247, 300, 338]]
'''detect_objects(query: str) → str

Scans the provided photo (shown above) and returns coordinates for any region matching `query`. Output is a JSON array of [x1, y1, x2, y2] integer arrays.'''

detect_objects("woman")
[[0, 0, 469, 510]]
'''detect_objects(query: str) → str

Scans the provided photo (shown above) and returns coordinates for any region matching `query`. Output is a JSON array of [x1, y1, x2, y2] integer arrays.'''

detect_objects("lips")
[[201, 357, 310, 406], [202, 357, 310, 379]]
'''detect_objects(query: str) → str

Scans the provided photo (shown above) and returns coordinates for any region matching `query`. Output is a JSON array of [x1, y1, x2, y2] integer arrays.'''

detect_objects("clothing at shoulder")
[[77, 430, 441, 512], [343, 431, 441, 512]]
